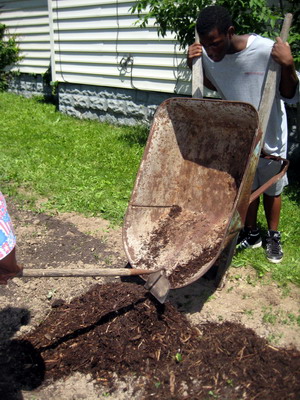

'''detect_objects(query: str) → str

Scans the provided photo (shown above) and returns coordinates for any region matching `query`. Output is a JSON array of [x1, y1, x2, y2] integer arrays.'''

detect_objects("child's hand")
[[0, 265, 23, 284]]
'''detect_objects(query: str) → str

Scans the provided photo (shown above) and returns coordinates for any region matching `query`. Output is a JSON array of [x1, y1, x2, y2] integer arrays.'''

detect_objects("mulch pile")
[[2, 282, 300, 399]]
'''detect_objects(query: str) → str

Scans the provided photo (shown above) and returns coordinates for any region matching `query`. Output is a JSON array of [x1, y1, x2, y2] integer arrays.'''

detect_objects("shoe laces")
[[266, 232, 282, 254]]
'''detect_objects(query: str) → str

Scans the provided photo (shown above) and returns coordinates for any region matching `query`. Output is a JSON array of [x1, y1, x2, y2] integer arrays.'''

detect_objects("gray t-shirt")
[[202, 34, 299, 157]]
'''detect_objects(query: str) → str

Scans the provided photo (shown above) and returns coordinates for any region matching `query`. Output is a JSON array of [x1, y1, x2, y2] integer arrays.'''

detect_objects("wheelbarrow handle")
[[249, 156, 290, 204], [280, 13, 293, 42], [192, 28, 204, 98], [258, 13, 293, 135], [251, 13, 292, 205]]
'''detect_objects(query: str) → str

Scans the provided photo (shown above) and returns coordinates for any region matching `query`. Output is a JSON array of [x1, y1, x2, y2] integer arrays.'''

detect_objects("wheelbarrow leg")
[[214, 233, 239, 289]]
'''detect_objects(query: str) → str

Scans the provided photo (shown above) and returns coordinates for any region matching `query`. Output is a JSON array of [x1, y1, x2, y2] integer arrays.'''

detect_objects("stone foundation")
[[7, 73, 299, 164], [58, 83, 176, 126]]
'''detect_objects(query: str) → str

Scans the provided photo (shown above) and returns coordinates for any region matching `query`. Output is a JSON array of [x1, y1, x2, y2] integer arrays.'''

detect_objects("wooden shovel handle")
[[20, 267, 161, 278]]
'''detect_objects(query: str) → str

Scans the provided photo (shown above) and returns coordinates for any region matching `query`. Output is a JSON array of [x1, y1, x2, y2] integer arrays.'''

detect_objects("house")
[[0, 0, 196, 125], [1, 1, 298, 162]]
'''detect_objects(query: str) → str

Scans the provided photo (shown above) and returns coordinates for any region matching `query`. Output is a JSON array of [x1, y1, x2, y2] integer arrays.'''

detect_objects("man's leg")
[[237, 197, 262, 249], [263, 193, 281, 231], [244, 196, 260, 229], [263, 193, 283, 263]]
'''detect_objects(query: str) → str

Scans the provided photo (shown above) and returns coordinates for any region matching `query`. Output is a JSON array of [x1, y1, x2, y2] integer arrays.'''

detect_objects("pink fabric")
[[0, 192, 16, 260]]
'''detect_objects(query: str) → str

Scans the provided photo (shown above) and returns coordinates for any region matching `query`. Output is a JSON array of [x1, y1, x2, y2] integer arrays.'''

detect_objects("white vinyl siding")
[[0, 0, 51, 74], [50, 0, 188, 93], [0, 0, 190, 94]]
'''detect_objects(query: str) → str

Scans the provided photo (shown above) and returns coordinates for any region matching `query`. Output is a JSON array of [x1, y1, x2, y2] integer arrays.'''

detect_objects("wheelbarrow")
[[19, 15, 291, 304], [123, 14, 292, 292]]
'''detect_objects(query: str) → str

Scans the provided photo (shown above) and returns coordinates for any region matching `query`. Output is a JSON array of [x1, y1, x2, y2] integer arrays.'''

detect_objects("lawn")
[[0, 92, 147, 222], [1, 91, 299, 287]]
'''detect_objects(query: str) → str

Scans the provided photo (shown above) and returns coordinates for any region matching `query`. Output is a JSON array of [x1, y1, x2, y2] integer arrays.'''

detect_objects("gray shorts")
[[252, 157, 288, 196]]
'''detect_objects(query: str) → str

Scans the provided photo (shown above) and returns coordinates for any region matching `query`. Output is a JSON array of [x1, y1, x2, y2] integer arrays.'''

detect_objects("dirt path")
[[0, 197, 299, 400]]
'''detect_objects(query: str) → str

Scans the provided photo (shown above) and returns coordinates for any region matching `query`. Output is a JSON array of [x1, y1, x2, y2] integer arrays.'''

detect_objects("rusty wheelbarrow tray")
[[123, 14, 292, 292], [123, 98, 262, 289]]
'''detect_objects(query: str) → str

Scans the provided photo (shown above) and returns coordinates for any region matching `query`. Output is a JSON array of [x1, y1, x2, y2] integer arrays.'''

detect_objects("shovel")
[[18, 266, 170, 304]]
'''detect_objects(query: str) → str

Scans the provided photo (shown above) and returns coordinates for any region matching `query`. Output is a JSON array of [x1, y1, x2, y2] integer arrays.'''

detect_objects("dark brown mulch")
[[2, 282, 299, 400]]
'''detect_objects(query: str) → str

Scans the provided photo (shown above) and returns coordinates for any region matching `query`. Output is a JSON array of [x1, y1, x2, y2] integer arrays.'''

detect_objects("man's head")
[[196, 5, 235, 62], [196, 5, 232, 36]]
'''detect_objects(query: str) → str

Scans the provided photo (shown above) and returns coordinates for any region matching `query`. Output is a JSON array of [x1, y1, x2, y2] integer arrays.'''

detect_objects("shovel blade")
[[144, 270, 170, 304]]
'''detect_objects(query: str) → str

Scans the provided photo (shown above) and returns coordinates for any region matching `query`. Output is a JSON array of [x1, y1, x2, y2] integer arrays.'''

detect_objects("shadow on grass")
[[27, 92, 59, 111], [117, 125, 149, 147]]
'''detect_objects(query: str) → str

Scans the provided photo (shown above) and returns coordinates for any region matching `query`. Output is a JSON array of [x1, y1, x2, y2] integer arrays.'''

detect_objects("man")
[[187, 5, 299, 263]]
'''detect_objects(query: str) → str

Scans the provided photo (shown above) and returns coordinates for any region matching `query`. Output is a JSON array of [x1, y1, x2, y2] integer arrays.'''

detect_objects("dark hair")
[[196, 5, 233, 36]]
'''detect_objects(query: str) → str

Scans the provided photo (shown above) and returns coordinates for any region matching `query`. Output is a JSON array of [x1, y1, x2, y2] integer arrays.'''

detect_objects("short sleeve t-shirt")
[[202, 34, 299, 157]]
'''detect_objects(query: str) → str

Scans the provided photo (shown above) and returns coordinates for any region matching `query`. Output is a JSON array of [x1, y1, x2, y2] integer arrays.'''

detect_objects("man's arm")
[[272, 37, 299, 99], [187, 43, 217, 91]]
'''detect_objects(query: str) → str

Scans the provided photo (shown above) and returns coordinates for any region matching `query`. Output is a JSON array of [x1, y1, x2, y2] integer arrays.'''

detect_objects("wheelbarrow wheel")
[[214, 233, 239, 289]]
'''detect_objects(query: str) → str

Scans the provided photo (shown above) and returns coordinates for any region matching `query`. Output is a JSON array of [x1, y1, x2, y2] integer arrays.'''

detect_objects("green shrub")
[[0, 23, 21, 91], [131, 0, 300, 67]]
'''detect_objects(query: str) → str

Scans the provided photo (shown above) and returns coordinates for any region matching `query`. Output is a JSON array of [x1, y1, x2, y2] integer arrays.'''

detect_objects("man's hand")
[[272, 37, 299, 99], [187, 43, 203, 69], [271, 37, 294, 67], [187, 42, 217, 92]]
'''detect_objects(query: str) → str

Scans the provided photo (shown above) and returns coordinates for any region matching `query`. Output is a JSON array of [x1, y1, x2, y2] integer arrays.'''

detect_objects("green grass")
[[0, 92, 147, 223], [262, 307, 300, 326], [232, 183, 300, 286], [1, 91, 299, 287]]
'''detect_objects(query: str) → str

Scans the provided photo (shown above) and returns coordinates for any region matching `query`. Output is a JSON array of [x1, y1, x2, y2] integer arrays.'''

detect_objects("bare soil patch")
[[0, 197, 299, 400]]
